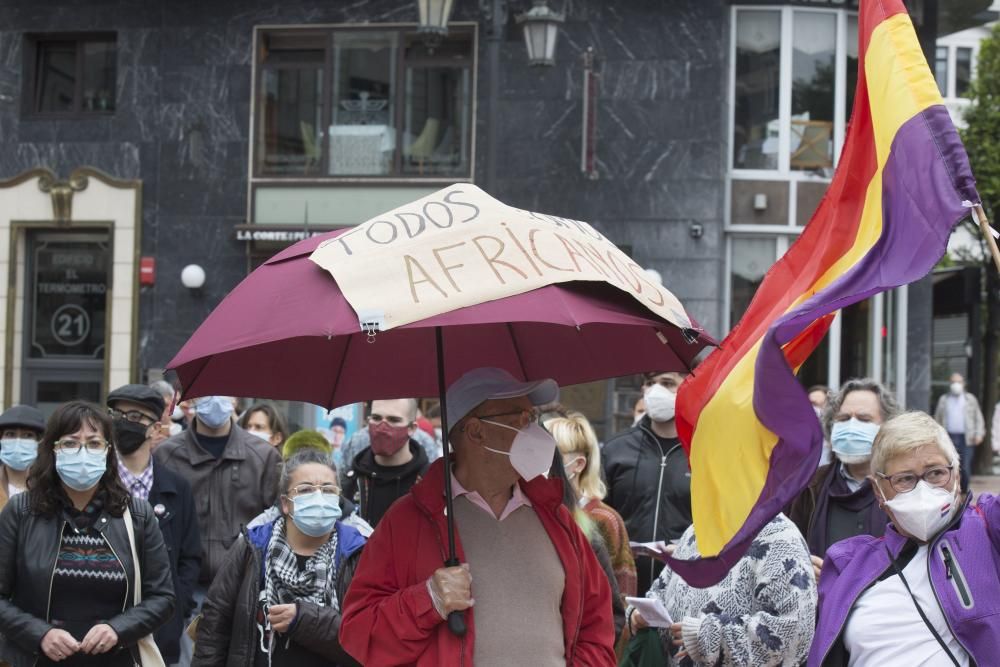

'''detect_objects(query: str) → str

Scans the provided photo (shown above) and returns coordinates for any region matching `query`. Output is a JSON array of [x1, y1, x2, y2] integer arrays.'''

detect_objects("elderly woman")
[[194, 448, 366, 666], [809, 411, 1000, 666], [627, 512, 816, 666]]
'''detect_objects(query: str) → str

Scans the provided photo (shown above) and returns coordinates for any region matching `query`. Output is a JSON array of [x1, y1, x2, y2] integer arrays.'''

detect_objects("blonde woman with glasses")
[[810, 411, 1000, 666], [549, 414, 637, 600]]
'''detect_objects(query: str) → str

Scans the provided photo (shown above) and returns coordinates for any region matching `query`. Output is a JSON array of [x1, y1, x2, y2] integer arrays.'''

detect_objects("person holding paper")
[[624, 513, 816, 666]]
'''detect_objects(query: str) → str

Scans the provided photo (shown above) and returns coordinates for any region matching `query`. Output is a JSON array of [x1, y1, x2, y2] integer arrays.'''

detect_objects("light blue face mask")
[[195, 396, 234, 429], [55, 448, 107, 492], [290, 491, 342, 537], [830, 418, 881, 460], [0, 438, 38, 471]]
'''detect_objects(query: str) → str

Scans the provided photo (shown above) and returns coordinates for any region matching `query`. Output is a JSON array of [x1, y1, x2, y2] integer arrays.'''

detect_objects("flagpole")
[[973, 204, 1000, 274]]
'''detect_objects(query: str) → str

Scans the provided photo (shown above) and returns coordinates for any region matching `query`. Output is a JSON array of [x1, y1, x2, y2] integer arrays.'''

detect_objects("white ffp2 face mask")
[[481, 421, 556, 481], [644, 383, 677, 423], [881, 479, 958, 542]]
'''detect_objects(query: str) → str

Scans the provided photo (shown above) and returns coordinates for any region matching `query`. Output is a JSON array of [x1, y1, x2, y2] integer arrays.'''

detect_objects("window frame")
[[249, 23, 479, 186], [728, 6, 850, 182], [21, 32, 117, 119]]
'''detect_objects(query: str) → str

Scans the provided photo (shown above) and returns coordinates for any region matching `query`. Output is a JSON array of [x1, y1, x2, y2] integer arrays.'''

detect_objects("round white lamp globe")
[[181, 264, 206, 289], [644, 268, 663, 286]]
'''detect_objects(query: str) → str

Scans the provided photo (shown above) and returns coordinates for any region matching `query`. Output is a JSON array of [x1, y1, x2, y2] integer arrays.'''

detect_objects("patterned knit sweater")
[[582, 498, 637, 598], [645, 513, 816, 666]]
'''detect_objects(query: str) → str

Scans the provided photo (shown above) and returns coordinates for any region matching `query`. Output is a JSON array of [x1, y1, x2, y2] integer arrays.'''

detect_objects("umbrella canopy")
[[169, 229, 713, 405]]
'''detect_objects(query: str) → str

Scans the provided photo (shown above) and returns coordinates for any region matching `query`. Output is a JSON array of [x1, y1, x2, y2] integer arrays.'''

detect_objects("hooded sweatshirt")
[[343, 440, 429, 527]]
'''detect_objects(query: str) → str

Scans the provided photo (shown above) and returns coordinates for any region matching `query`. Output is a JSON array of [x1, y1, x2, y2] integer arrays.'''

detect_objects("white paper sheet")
[[629, 540, 672, 561], [626, 596, 675, 628]]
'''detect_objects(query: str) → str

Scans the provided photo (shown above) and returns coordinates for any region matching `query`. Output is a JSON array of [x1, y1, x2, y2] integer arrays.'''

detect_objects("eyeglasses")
[[285, 483, 340, 497], [108, 408, 157, 427], [876, 465, 954, 494], [475, 408, 539, 426], [368, 413, 409, 426], [54, 438, 110, 454]]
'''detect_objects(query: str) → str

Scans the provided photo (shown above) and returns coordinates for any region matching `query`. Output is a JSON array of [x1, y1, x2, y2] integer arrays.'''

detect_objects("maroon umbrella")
[[168, 228, 712, 635], [169, 230, 712, 405]]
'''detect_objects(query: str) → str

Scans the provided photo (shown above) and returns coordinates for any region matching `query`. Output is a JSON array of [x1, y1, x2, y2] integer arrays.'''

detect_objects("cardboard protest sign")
[[309, 184, 693, 332]]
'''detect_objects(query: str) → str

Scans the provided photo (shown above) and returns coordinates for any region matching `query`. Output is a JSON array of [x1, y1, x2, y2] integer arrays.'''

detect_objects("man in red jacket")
[[341, 367, 616, 666]]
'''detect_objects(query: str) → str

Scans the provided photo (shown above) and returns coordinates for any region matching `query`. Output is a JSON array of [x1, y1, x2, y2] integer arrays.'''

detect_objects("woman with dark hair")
[[0, 400, 175, 666], [194, 447, 366, 666], [239, 401, 289, 449]]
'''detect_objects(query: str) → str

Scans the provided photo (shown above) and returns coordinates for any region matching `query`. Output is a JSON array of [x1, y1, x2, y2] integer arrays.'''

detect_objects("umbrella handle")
[[447, 611, 467, 637], [444, 557, 467, 636]]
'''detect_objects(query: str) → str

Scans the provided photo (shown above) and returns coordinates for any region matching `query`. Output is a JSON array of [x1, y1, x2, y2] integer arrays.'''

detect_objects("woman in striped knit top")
[[0, 401, 174, 667]]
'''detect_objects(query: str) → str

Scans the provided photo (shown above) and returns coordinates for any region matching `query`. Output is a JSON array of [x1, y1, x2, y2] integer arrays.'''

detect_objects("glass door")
[[21, 232, 109, 415]]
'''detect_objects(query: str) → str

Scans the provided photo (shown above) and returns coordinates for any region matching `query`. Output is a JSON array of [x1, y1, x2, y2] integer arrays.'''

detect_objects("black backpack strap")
[[886, 546, 961, 666]]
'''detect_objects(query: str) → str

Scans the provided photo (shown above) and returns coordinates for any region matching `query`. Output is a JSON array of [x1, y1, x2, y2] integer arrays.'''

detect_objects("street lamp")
[[417, 0, 456, 35], [516, 0, 565, 66]]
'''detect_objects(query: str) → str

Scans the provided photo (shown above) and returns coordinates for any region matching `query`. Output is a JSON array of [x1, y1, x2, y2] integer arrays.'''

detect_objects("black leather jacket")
[[0, 493, 176, 667]]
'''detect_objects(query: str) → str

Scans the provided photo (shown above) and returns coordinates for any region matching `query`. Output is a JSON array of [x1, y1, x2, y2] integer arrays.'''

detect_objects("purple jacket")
[[809, 493, 1000, 666]]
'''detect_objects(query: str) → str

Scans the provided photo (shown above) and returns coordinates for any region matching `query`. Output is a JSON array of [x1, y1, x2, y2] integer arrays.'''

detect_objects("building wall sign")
[[235, 228, 334, 243], [31, 238, 109, 358]]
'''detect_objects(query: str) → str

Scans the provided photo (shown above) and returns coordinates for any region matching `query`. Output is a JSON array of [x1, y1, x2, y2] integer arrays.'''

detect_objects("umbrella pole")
[[435, 326, 467, 637]]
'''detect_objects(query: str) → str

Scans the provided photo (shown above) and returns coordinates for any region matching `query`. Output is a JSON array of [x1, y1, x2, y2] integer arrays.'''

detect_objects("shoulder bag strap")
[[123, 504, 142, 606], [886, 546, 960, 666]]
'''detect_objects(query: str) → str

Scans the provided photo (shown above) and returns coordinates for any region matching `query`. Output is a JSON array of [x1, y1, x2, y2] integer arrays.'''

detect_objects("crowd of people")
[[0, 365, 997, 666]]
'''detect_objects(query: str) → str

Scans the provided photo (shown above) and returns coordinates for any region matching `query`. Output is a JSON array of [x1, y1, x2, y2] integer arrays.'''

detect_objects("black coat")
[[0, 494, 176, 667], [342, 440, 429, 527], [149, 461, 202, 663], [602, 416, 692, 594], [193, 521, 364, 667]]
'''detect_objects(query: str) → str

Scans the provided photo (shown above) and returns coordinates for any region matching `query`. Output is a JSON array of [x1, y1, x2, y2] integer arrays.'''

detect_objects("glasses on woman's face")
[[877, 465, 953, 494], [286, 483, 340, 497], [53, 438, 110, 455]]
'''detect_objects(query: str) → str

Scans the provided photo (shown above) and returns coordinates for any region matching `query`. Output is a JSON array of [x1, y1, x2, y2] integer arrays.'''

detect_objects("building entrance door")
[[21, 232, 110, 414]]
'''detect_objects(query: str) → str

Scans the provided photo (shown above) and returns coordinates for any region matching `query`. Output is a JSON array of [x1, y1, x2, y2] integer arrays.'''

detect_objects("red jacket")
[[340, 459, 616, 666]]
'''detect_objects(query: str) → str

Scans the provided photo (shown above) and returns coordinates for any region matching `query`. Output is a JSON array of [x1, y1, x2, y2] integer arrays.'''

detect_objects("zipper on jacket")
[[649, 454, 668, 584], [926, 545, 975, 663], [99, 529, 131, 613], [938, 541, 974, 609], [35, 522, 68, 667]]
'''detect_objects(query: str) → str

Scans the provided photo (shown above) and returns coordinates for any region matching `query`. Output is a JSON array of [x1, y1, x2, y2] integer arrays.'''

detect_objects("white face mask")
[[880, 479, 958, 542], [644, 383, 677, 423], [249, 429, 272, 442], [950, 382, 964, 396], [480, 421, 556, 481], [562, 455, 585, 481]]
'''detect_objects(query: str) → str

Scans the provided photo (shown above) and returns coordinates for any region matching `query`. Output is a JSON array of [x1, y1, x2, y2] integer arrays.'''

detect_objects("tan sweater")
[[454, 495, 567, 666]]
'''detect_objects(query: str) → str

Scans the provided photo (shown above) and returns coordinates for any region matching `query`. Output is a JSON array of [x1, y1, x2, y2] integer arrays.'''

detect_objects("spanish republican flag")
[[670, 0, 979, 586]]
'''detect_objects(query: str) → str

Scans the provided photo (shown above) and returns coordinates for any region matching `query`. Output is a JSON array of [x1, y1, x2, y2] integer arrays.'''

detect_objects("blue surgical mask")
[[55, 448, 107, 492], [290, 491, 342, 537], [0, 438, 38, 471], [830, 418, 881, 463], [195, 396, 233, 429]]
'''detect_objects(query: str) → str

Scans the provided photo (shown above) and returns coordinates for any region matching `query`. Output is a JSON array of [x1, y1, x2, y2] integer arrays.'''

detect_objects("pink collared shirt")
[[450, 473, 532, 521]]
